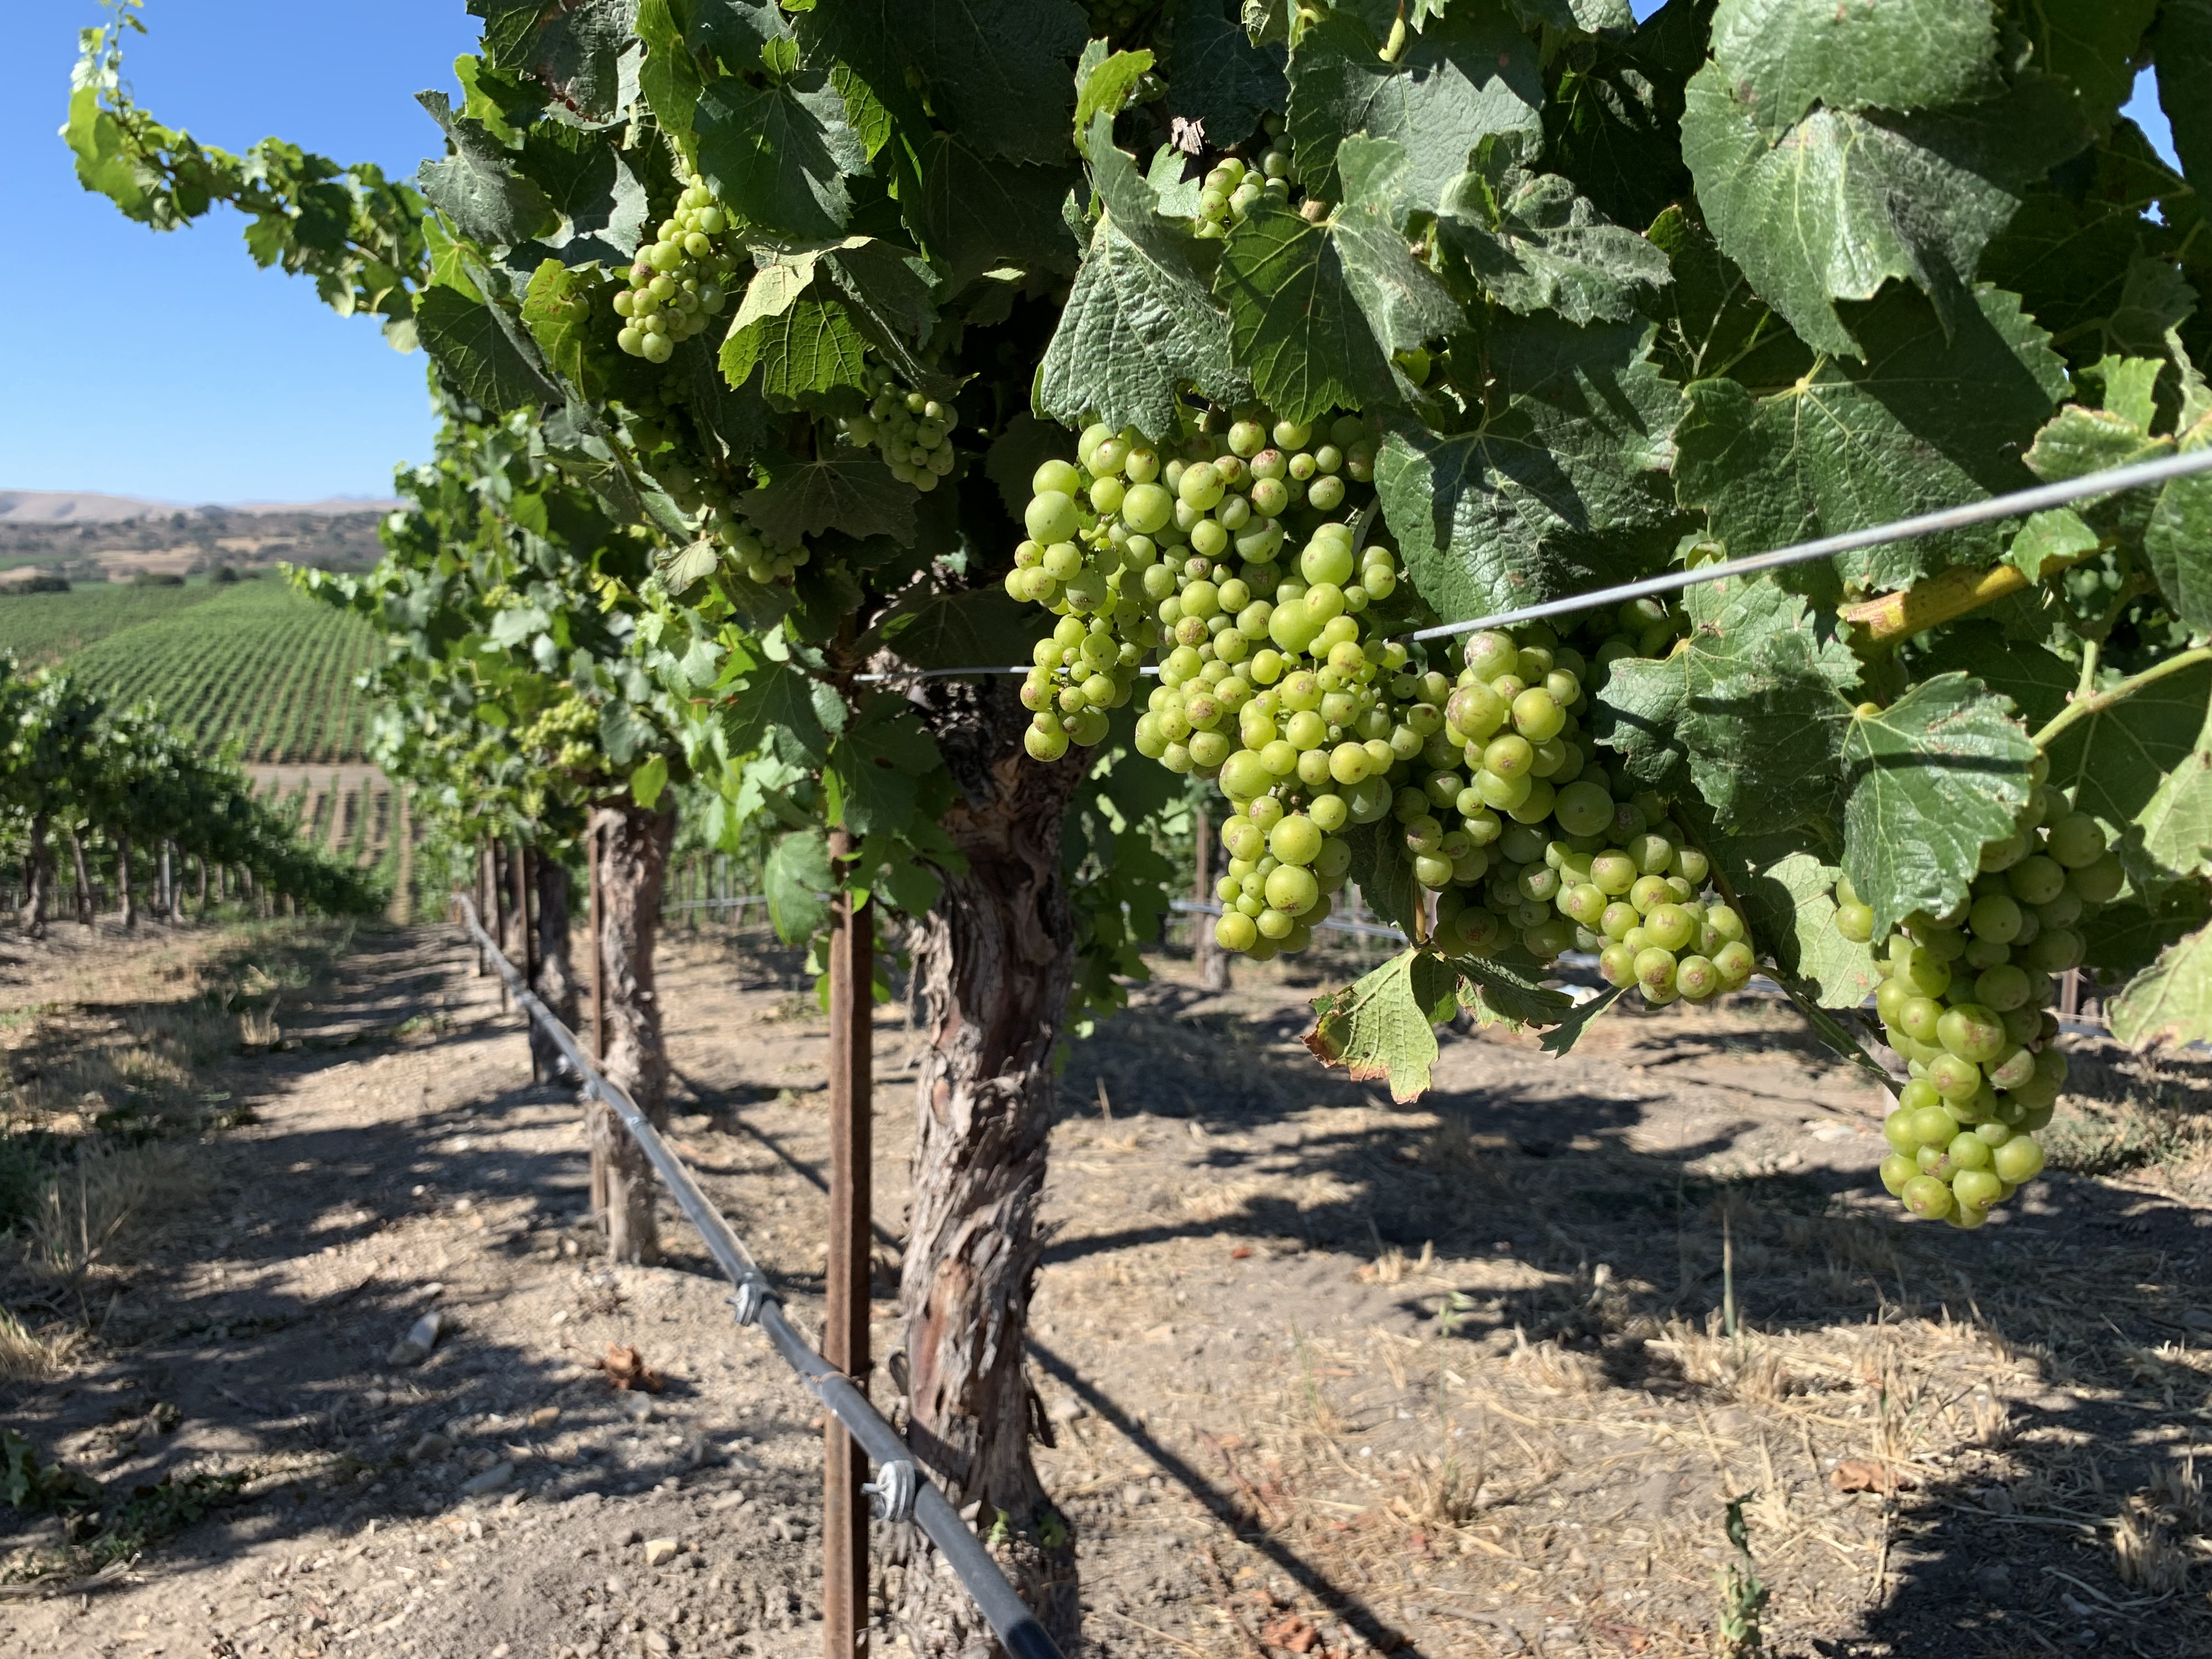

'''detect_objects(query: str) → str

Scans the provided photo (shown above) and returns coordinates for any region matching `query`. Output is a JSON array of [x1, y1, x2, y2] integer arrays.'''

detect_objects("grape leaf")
[[2042, 656, 2212, 891], [1343, 816, 1421, 933], [1505, 0, 1633, 31], [1214, 198, 1394, 421], [2152, 0, 2212, 191], [515, 121, 648, 262], [520, 259, 604, 390], [764, 826, 834, 943], [2142, 423, 2212, 633], [1457, 955, 1576, 1030], [1041, 120, 1250, 439], [1156, 0, 1286, 148], [2020, 0, 2159, 130], [1304, 948, 1463, 1103], [1708, 0, 2000, 139], [1376, 316, 1681, 624], [1681, 62, 2090, 358], [693, 73, 867, 240], [789, 0, 1088, 167], [1839, 674, 2038, 939], [910, 133, 1084, 289], [723, 656, 847, 769], [1703, 832, 1881, 1009], [825, 694, 941, 837], [1539, 0, 1703, 232], [1537, 985, 1625, 1056], [2110, 922, 2212, 1049], [2081, 885, 2212, 981], [1915, 620, 2073, 730], [718, 293, 871, 397], [870, 587, 1032, 670], [2137, 730, 2212, 885], [1211, 136, 1465, 425], [416, 285, 560, 413], [1285, 7, 1542, 216], [476, 0, 634, 126], [2004, 508, 2102, 581], [1640, 207, 1809, 389], [740, 449, 917, 546], [1595, 574, 1860, 836], [1435, 141, 1671, 326], [1674, 284, 2070, 602], [1073, 45, 1154, 154], [415, 93, 557, 248]]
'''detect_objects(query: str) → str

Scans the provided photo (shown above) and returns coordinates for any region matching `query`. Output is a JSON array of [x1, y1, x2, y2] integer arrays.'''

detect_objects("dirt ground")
[[5, 915, 2212, 1659]]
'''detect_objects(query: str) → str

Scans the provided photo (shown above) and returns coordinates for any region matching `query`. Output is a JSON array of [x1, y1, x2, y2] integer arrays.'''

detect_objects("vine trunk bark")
[[68, 831, 92, 928], [589, 801, 674, 1264], [116, 833, 135, 931], [532, 853, 582, 1084], [895, 689, 1085, 1658], [18, 814, 49, 938]]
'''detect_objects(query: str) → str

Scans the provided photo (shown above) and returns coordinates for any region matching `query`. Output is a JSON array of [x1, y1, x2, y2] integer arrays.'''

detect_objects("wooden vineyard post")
[[589, 819, 606, 1064], [1194, 804, 1229, 994], [515, 844, 537, 1084], [475, 842, 492, 977], [824, 827, 872, 1659]]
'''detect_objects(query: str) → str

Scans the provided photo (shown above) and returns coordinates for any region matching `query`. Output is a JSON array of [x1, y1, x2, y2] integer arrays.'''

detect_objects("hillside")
[[0, 504, 391, 583], [0, 575, 380, 764]]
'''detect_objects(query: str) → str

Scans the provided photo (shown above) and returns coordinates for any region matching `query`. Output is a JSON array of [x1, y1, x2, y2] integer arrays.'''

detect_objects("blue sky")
[[1, 1, 476, 505], [0, 2, 2189, 505]]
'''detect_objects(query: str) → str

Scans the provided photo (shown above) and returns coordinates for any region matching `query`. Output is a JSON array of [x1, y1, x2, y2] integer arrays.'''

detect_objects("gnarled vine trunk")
[[896, 684, 1085, 1658], [533, 852, 582, 1085], [68, 830, 92, 928], [19, 814, 49, 938], [116, 832, 134, 931], [589, 801, 674, 1264]]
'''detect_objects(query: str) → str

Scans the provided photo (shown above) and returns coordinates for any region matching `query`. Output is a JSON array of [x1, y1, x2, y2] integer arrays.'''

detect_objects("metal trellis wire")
[[846, 444, 2212, 679], [453, 896, 1065, 1659]]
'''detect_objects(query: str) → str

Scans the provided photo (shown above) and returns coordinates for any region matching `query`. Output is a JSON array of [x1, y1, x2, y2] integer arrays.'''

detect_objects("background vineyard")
[[0, 575, 378, 764]]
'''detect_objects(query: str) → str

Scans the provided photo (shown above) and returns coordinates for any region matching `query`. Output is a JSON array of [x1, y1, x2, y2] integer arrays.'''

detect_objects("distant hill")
[[0, 490, 403, 524]]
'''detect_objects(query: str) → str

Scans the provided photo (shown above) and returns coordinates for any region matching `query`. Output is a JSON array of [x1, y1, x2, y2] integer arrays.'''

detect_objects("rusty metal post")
[[824, 828, 872, 1659]]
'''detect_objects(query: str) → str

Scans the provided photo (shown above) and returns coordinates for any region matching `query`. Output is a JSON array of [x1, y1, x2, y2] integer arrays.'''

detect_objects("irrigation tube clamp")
[[454, 897, 1068, 1659]]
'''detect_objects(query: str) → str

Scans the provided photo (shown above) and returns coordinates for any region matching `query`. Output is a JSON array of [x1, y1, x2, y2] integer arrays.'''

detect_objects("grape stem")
[[2032, 645, 2212, 751]]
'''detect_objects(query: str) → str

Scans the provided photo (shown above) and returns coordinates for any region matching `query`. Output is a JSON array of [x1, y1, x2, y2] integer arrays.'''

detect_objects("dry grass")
[[0, 1304, 75, 1381], [26, 1136, 199, 1281], [2112, 1493, 2194, 1593], [1648, 1313, 1798, 1406]]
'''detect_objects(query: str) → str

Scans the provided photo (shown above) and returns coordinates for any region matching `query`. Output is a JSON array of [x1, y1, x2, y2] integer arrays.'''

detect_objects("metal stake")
[[515, 844, 537, 1083], [589, 819, 606, 1064]]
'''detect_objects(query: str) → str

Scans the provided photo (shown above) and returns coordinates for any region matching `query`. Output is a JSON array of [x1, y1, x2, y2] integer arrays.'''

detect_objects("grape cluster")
[[838, 369, 961, 492], [618, 391, 811, 586], [1190, 143, 1293, 240], [613, 174, 738, 364], [1407, 620, 1757, 1005], [1850, 776, 2122, 1228], [1007, 410, 1379, 775]]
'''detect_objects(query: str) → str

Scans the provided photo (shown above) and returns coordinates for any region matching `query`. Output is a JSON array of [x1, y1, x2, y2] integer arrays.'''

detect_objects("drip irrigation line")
[[847, 444, 2212, 679], [454, 897, 1065, 1659]]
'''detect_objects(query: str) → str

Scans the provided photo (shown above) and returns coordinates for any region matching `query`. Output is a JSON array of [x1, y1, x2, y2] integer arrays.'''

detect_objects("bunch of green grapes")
[[613, 174, 739, 363], [838, 368, 961, 492], [1393, 622, 1754, 1005], [1847, 776, 2123, 1228], [1189, 146, 1291, 240], [618, 389, 810, 586]]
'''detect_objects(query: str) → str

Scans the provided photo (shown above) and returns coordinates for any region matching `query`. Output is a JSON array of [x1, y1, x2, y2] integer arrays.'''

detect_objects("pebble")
[[643, 1538, 681, 1567], [388, 1311, 447, 1367], [407, 1432, 452, 1464], [459, 1461, 514, 1497]]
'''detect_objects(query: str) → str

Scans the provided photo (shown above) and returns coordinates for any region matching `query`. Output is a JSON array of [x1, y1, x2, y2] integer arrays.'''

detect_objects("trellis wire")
[[455, 896, 1065, 1659], [851, 444, 2212, 680]]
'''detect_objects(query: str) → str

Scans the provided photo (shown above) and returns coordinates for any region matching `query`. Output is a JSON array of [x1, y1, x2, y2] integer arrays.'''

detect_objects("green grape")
[[615, 174, 736, 359]]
